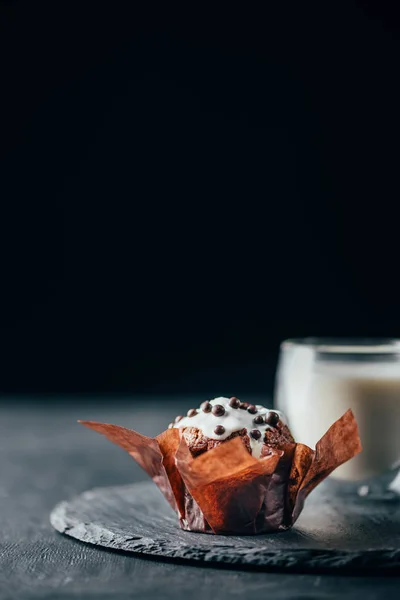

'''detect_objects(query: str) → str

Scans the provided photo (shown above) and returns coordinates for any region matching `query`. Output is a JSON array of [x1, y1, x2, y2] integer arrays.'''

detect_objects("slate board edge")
[[50, 485, 400, 574]]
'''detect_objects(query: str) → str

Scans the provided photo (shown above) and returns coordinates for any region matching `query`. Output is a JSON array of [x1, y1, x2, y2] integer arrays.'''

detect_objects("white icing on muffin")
[[173, 397, 286, 459]]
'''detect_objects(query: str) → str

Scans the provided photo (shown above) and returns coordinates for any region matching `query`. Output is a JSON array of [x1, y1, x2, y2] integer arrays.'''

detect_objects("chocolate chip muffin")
[[171, 396, 294, 458]]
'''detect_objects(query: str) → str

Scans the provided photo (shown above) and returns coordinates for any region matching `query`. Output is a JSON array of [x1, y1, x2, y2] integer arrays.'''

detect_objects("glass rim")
[[281, 337, 400, 354]]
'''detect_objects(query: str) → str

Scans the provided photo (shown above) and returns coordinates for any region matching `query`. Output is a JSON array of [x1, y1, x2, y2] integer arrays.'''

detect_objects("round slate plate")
[[50, 480, 400, 573]]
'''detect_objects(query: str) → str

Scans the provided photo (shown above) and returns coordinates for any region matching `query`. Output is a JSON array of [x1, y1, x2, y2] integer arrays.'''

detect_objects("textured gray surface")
[[51, 480, 400, 573], [1, 397, 400, 599]]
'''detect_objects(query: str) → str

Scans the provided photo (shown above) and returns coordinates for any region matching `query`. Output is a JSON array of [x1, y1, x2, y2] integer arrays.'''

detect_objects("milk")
[[275, 346, 400, 480]]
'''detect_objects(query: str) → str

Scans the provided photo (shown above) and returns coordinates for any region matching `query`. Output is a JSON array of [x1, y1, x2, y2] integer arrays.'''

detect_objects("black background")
[[1, 1, 400, 397]]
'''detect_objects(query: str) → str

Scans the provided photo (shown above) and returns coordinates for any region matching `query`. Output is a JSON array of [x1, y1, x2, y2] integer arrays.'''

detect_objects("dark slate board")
[[50, 480, 400, 573]]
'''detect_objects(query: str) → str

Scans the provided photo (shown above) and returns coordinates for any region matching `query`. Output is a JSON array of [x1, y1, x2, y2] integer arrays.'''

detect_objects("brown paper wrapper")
[[79, 409, 361, 535]]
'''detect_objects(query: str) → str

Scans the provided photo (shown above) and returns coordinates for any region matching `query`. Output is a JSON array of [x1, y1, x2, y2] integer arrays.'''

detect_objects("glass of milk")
[[274, 338, 400, 497]]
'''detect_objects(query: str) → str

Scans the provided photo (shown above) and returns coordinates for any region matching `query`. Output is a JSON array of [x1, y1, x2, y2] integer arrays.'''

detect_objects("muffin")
[[80, 399, 361, 535]]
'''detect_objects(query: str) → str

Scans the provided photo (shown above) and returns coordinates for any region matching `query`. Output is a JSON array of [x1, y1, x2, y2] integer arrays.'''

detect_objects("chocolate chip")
[[174, 415, 183, 423], [247, 404, 257, 414], [265, 411, 280, 427], [250, 429, 262, 440], [229, 397, 241, 408], [212, 404, 225, 417], [168, 423, 174, 429], [187, 408, 198, 418], [239, 402, 249, 410], [200, 401, 212, 413], [214, 425, 225, 435], [253, 414, 264, 425]]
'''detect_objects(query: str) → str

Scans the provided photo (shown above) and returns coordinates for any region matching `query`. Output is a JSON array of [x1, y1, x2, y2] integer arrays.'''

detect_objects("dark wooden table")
[[1, 397, 399, 600]]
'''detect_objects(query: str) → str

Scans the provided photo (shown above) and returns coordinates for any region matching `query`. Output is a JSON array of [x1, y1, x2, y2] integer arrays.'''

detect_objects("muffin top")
[[172, 396, 289, 458]]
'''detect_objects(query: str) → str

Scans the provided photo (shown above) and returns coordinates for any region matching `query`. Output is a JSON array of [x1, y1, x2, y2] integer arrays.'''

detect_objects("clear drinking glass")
[[274, 338, 400, 499]]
